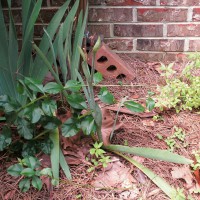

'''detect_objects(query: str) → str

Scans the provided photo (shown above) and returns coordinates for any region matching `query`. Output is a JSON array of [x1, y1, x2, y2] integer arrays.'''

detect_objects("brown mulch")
[[0, 55, 200, 200]]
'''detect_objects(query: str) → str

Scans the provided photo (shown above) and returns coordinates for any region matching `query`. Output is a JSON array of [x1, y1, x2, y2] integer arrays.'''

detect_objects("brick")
[[15, 24, 45, 38], [189, 40, 200, 51], [168, 24, 200, 37], [137, 8, 187, 22], [160, 0, 200, 6], [104, 39, 133, 51], [89, 0, 156, 6], [88, 8, 132, 23], [87, 43, 135, 79], [50, 0, 67, 6], [3, 8, 60, 24], [1, 0, 21, 7], [114, 24, 163, 37], [192, 8, 200, 21], [88, 24, 111, 37], [38, 8, 60, 23], [1, 0, 59, 7], [137, 39, 184, 52], [3, 9, 21, 23], [121, 53, 177, 63]]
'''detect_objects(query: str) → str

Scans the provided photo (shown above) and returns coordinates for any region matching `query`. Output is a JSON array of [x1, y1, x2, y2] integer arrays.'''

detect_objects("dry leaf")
[[91, 159, 136, 190], [106, 105, 156, 118], [101, 108, 123, 145], [63, 145, 91, 166], [148, 62, 162, 74], [4, 190, 16, 200], [193, 169, 200, 185], [43, 71, 55, 85], [171, 166, 194, 188], [142, 119, 155, 127], [119, 188, 139, 200], [132, 156, 146, 184]]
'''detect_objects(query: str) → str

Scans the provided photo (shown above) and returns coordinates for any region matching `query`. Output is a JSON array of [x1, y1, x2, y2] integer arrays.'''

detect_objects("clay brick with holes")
[[87, 43, 134, 80]]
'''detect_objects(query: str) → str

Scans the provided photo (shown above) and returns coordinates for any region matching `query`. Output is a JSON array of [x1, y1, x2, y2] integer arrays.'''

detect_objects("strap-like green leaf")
[[59, 149, 72, 180], [117, 152, 176, 199], [32, 0, 72, 79], [105, 145, 193, 164], [49, 127, 60, 185], [71, 3, 88, 80]]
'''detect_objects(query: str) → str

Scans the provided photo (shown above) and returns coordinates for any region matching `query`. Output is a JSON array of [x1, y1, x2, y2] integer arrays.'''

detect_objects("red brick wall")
[[88, 0, 200, 62], [2, 0, 83, 45]]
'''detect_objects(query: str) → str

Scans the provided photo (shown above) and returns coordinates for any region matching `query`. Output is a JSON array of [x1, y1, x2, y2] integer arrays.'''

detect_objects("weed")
[[155, 53, 200, 112], [164, 126, 186, 151], [7, 156, 52, 192], [171, 188, 186, 200], [191, 150, 200, 170], [153, 115, 164, 121], [87, 142, 111, 172]]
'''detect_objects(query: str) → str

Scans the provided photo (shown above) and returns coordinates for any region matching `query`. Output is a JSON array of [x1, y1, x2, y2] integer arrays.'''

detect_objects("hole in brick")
[[116, 74, 126, 79], [97, 56, 108, 63], [107, 65, 117, 71]]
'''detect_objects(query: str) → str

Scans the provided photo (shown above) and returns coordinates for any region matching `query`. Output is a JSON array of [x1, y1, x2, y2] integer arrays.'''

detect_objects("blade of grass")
[[43, 28, 59, 76], [105, 145, 193, 164], [32, 43, 62, 85], [115, 151, 176, 199], [49, 127, 60, 185], [17, 0, 42, 74], [59, 149, 72, 180], [0, 1, 14, 97], [6, 2, 18, 99], [58, 24, 68, 84], [71, 3, 88, 80], [32, 0, 72, 79], [21, 0, 35, 77]]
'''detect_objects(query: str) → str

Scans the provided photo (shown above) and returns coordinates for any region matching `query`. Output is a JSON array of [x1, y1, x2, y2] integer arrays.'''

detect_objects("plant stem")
[[92, 84, 157, 88], [33, 129, 50, 140], [17, 94, 48, 113], [110, 96, 127, 141]]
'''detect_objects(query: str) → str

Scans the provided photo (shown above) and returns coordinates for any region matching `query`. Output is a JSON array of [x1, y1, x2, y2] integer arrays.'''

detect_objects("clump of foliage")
[[7, 156, 52, 192], [157, 126, 186, 152], [191, 150, 200, 171], [0, 2, 195, 196], [87, 142, 111, 172], [155, 53, 200, 112]]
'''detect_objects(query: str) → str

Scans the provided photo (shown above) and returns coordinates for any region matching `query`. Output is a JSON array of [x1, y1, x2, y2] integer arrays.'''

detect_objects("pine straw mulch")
[[0, 54, 200, 200]]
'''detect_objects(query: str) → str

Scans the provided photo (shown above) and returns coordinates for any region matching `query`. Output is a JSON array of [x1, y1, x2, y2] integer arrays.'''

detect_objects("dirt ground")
[[0, 54, 200, 200]]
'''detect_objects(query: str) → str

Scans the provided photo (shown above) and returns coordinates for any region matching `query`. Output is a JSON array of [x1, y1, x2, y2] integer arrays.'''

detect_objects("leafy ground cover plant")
[[0, 0, 88, 191], [77, 38, 193, 199], [157, 126, 186, 152], [87, 142, 111, 172], [0, 4, 195, 196], [155, 53, 200, 112], [7, 156, 52, 192]]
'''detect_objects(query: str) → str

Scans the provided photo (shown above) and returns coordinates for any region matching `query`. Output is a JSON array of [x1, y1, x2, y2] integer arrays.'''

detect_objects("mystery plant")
[[1, 0, 88, 189], [155, 53, 200, 112], [7, 156, 52, 192], [0, 0, 80, 104], [78, 37, 193, 199]]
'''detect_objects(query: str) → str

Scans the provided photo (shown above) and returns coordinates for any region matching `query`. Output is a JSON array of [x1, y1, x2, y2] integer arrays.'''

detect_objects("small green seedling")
[[171, 188, 186, 200], [88, 142, 111, 172], [157, 134, 163, 140], [191, 150, 200, 170], [164, 126, 186, 152], [153, 115, 164, 121], [155, 56, 200, 112], [165, 138, 176, 151], [7, 156, 52, 192]]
